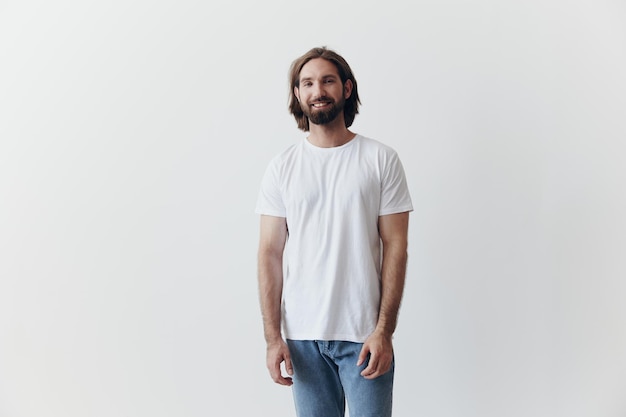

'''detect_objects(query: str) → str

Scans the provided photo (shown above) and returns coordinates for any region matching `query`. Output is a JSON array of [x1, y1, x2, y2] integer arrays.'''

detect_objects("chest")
[[282, 152, 381, 212]]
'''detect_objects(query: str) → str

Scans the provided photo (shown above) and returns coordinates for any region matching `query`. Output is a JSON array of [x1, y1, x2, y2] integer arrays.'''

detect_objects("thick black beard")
[[303, 98, 345, 126]]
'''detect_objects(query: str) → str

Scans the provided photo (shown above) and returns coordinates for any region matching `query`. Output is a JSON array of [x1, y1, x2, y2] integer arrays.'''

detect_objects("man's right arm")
[[257, 214, 293, 386]]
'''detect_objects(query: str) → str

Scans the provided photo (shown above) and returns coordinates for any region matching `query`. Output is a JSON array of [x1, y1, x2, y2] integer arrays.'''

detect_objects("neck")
[[307, 118, 355, 148]]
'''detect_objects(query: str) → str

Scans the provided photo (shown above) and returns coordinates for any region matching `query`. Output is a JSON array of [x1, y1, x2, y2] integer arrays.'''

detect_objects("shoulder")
[[266, 140, 304, 168], [357, 135, 396, 153], [356, 135, 398, 155]]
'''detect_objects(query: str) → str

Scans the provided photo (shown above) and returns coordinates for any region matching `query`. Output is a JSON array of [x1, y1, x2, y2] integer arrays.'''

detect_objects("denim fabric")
[[286, 340, 394, 417]]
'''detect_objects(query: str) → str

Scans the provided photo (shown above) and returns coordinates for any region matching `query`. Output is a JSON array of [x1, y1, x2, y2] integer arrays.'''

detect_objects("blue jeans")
[[286, 340, 394, 417]]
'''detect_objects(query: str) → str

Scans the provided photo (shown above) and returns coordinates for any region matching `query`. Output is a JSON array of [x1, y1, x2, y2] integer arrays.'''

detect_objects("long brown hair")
[[288, 47, 361, 132]]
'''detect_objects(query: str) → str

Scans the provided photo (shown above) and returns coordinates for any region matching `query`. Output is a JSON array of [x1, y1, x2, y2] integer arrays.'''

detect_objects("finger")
[[276, 375, 294, 386], [278, 357, 294, 386], [270, 363, 293, 386], [363, 355, 392, 379], [284, 353, 294, 376], [356, 344, 370, 366], [360, 352, 378, 377]]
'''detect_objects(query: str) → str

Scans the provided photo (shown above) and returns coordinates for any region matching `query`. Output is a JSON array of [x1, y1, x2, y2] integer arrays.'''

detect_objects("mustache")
[[309, 96, 334, 104]]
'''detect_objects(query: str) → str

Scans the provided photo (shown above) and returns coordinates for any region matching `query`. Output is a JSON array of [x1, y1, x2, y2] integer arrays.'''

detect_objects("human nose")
[[312, 81, 326, 99]]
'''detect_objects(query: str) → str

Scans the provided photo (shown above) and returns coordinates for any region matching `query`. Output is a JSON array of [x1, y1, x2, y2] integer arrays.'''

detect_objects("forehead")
[[299, 58, 340, 80]]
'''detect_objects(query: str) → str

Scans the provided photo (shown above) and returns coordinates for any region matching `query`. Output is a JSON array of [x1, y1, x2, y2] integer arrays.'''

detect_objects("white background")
[[1, 1, 625, 416]]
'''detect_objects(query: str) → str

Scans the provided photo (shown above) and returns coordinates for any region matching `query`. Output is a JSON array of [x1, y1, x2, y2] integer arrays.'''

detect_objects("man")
[[256, 46, 413, 417]]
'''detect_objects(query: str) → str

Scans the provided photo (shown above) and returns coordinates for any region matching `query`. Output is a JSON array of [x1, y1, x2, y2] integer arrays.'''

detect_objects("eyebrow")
[[300, 74, 339, 83]]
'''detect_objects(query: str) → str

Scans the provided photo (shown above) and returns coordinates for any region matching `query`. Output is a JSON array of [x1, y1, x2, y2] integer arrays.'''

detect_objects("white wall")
[[1, 1, 624, 416]]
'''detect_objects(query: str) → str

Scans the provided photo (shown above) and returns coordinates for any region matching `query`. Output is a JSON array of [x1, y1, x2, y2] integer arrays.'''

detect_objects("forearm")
[[359, 232, 408, 379], [375, 242, 408, 337], [375, 212, 410, 338], [257, 215, 288, 343], [258, 249, 284, 343]]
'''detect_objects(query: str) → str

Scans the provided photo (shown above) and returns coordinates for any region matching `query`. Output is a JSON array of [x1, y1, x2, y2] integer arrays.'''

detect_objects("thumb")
[[285, 353, 294, 376]]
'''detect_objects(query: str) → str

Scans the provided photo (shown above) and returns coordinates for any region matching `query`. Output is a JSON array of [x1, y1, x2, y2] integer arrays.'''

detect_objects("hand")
[[357, 331, 394, 380], [266, 339, 294, 386]]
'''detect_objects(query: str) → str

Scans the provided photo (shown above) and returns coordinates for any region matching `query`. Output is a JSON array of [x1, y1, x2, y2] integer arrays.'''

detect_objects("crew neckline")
[[304, 134, 360, 151]]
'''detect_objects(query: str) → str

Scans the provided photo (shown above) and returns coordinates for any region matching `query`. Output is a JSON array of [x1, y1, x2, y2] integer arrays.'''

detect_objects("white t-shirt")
[[255, 135, 413, 342]]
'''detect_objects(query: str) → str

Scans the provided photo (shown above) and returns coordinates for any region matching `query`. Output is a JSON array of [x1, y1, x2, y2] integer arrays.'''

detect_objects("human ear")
[[343, 79, 353, 99]]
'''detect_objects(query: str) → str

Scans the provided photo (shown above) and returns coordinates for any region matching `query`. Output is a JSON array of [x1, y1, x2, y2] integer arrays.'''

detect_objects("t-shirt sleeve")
[[379, 151, 413, 216], [255, 157, 286, 217]]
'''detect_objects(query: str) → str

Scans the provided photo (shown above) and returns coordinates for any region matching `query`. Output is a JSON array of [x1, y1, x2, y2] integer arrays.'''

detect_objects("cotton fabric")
[[255, 135, 413, 342]]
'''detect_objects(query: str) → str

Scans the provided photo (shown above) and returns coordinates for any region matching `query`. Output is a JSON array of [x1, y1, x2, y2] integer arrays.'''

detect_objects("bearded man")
[[255, 46, 413, 417]]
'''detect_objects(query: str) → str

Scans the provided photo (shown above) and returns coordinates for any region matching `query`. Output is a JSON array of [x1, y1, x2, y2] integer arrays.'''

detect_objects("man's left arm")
[[358, 211, 409, 379]]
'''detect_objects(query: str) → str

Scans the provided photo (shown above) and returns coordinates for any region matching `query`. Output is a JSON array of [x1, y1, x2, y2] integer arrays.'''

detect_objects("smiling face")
[[295, 58, 353, 127]]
